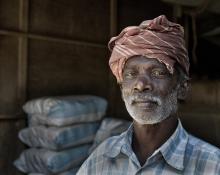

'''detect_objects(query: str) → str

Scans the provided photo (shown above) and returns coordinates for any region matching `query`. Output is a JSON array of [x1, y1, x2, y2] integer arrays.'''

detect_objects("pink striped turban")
[[108, 15, 189, 82]]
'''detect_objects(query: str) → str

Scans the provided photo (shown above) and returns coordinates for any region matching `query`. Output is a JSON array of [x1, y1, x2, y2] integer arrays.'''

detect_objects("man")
[[77, 15, 220, 175]]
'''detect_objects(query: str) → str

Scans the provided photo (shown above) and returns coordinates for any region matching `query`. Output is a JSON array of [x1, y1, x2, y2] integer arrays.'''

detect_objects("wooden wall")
[[0, 0, 111, 174], [0, 0, 219, 175], [0, 1, 26, 174]]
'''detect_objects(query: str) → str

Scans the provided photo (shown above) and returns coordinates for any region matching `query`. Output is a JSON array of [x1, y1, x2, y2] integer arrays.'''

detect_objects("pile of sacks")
[[14, 95, 107, 175], [88, 117, 131, 154]]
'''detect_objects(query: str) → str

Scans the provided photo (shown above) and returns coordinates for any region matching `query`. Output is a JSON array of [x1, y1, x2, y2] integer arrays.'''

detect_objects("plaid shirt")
[[77, 120, 220, 175]]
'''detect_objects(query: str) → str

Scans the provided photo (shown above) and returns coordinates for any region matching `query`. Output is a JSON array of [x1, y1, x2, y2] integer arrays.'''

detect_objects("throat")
[[132, 138, 158, 166], [131, 117, 178, 166]]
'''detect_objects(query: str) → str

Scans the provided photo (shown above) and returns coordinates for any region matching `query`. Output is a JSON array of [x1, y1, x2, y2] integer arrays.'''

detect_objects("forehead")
[[124, 55, 167, 70]]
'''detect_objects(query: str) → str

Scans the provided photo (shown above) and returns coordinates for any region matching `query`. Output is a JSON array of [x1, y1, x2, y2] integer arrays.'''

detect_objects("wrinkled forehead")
[[124, 55, 168, 71]]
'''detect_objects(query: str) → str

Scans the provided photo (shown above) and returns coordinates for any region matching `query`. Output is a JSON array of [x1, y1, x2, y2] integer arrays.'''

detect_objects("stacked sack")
[[14, 95, 107, 175], [88, 117, 131, 154]]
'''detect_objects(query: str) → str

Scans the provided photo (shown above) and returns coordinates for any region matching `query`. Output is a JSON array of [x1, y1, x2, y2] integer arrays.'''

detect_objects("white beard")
[[122, 88, 178, 125]]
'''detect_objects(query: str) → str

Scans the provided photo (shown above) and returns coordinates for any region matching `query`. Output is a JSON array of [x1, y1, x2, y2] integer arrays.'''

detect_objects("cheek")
[[155, 79, 178, 96], [121, 83, 134, 96], [121, 88, 129, 99], [157, 88, 170, 97]]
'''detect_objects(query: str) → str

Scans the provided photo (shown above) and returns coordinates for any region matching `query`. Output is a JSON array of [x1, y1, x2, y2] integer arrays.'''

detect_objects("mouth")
[[132, 100, 158, 109]]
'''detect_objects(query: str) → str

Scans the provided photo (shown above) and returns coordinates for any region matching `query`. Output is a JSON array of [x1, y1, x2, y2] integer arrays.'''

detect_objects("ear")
[[118, 82, 123, 91], [177, 80, 190, 101]]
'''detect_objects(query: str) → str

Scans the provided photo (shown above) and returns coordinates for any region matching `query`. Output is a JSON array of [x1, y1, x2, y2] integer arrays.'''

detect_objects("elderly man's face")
[[121, 56, 180, 125]]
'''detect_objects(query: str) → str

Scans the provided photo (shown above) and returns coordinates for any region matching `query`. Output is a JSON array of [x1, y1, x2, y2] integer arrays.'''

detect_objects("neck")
[[132, 116, 178, 166]]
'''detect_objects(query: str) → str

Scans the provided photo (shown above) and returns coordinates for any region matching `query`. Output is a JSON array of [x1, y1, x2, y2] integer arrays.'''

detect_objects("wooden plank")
[[0, 36, 19, 114], [17, 0, 29, 107], [28, 39, 109, 99], [189, 80, 218, 106], [29, 0, 110, 43], [108, 0, 118, 116], [0, 29, 106, 48], [0, 113, 25, 120], [0, 0, 20, 29], [110, 0, 118, 37], [0, 120, 26, 175]]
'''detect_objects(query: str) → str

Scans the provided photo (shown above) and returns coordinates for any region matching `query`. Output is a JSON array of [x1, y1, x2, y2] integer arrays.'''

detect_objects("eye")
[[151, 69, 167, 78], [123, 71, 137, 80]]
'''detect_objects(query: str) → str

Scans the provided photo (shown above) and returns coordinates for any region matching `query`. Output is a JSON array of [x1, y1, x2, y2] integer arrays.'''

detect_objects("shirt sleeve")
[[76, 159, 89, 175]]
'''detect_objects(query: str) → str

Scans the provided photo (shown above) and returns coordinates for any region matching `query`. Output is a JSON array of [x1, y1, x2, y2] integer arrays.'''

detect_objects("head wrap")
[[108, 15, 189, 82]]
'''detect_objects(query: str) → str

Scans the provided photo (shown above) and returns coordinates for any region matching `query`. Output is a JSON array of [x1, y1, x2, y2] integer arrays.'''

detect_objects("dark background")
[[0, 0, 220, 174]]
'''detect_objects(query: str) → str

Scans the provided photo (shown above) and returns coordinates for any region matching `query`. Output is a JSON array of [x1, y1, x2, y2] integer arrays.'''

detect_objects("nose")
[[133, 76, 152, 92]]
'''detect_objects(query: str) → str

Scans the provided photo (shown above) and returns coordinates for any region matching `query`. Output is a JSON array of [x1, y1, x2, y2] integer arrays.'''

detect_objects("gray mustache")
[[129, 94, 162, 105]]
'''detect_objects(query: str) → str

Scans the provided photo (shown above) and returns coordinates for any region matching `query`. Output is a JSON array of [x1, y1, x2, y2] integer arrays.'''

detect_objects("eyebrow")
[[125, 62, 167, 70]]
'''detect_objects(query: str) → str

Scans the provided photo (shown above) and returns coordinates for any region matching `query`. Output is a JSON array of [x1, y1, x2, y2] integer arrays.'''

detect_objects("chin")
[[134, 115, 170, 125], [125, 102, 178, 125], [127, 109, 168, 125]]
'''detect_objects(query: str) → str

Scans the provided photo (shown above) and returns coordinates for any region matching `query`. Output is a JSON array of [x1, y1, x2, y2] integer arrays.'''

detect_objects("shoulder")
[[76, 134, 124, 175], [185, 134, 220, 173], [187, 134, 220, 158], [90, 132, 125, 157]]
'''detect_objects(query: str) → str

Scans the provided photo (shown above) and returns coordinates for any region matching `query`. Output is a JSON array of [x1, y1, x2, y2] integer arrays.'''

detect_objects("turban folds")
[[108, 15, 189, 82]]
